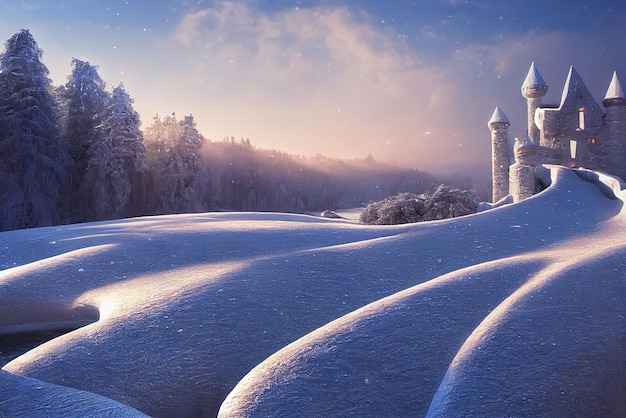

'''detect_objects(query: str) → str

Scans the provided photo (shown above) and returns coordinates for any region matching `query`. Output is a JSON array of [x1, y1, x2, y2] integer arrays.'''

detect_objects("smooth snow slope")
[[1, 167, 624, 417], [219, 170, 626, 417]]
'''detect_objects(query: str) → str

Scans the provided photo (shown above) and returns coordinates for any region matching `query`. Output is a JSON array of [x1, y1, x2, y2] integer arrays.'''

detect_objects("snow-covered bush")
[[360, 186, 478, 225], [360, 193, 426, 225]]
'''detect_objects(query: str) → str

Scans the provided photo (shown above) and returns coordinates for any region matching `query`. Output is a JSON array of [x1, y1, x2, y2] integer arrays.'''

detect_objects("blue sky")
[[2, 0, 626, 181]]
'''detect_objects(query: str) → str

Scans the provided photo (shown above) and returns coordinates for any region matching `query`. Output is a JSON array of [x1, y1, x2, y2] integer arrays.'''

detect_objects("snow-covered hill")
[[1, 167, 625, 417]]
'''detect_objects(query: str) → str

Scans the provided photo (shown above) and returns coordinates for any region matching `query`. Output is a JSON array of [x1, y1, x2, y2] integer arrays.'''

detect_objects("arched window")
[[578, 107, 585, 131]]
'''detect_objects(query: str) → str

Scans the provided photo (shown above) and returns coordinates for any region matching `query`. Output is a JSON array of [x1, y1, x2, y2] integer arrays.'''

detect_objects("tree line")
[[0, 30, 472, 232]]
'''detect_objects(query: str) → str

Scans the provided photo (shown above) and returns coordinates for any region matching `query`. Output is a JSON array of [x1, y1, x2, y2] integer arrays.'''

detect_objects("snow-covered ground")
[[1, 166, 625, 417]]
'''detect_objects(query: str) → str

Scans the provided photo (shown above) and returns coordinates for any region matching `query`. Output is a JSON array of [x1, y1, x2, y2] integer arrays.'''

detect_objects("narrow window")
[[570, 140, 577, 159], [588, 138, 596, 145], [578, 107, 585, 131]]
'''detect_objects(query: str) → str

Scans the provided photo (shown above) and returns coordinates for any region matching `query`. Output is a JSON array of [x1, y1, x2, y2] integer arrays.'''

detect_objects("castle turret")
[[603, 71, 626, 178], [603, 71, 626, 108], [509, 135, 538, 203], [488, 106, 510, 202], [521, 62, 548, 145]]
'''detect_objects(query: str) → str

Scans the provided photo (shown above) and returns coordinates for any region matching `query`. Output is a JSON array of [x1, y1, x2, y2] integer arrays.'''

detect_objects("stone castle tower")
[[521, 62, 548, 145], [488, 107, 510, 202], [490, 62, 626, 202]]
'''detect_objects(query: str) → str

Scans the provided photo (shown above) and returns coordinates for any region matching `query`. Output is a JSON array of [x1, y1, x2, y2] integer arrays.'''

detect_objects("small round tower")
[[521, 62, 548, 145], [488, 106, 511, 202], [509, 135, 539, 203], [602, 71, 626, 178]]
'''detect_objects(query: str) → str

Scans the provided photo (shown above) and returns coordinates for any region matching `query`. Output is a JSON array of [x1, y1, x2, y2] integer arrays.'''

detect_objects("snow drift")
[[1, 166, 625, 417]]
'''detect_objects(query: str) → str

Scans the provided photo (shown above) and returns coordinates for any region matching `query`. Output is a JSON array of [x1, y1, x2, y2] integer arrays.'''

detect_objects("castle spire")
[[521, 62, 548, 145], [488, 106, 510, 128], [603, 71, 626, 107], [521, 62, 548, 99]]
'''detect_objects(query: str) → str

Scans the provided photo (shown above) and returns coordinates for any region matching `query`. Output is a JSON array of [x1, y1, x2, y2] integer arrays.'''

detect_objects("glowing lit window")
[[578, 107, 585, 131], [588, 138, 596, 145]]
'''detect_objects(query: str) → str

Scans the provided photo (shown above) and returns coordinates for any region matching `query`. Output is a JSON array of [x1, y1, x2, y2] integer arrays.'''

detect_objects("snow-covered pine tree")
[[144, 114, 210, 214], [61, 58, 110, 221], [82, 83, 148, 220], [179, 115, 211, 211], [0, 29, 71, 230], [63, 58, 109, 160]]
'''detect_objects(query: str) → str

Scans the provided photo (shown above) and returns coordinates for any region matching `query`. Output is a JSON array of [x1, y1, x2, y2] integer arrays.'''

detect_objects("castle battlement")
[[489, 63, 626, 203]]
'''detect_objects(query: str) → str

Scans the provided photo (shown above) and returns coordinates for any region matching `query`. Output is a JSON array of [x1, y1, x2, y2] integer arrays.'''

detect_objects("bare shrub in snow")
[[360, 186, 478, 225], [422, 185, 479, 221]]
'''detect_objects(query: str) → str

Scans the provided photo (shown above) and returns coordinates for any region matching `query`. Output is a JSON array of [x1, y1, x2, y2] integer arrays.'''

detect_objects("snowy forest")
[[0, 30, 472, 232]]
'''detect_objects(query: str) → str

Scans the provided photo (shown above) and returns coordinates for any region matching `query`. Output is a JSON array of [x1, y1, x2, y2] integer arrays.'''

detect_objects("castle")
[[488, 62, 626, 202]]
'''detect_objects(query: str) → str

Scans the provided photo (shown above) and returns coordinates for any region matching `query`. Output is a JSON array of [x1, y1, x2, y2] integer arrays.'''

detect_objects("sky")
[[1, 0, 626, 181]]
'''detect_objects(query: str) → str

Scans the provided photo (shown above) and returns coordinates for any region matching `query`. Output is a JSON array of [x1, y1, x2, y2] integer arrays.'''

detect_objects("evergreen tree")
[[0, 29, 70, 230], [63, 58, 108, 160], [82, 83, 148, 220], [61, 58, 109, 221], [145, 114, 210, 214]]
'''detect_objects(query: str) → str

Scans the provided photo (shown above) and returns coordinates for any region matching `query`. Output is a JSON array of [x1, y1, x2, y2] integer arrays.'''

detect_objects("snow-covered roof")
[[559, 66, 599, 108], [604, 71, 625, 100], [488, 106, 510, 127], [521, 62, 548, 98]]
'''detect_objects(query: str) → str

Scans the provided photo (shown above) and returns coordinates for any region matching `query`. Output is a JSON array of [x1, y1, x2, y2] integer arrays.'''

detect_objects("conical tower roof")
[[559, 66, 601, 109], [488, 106, 510, 128], [603, 71, 626, 107], [521, 62, 548, 99]]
